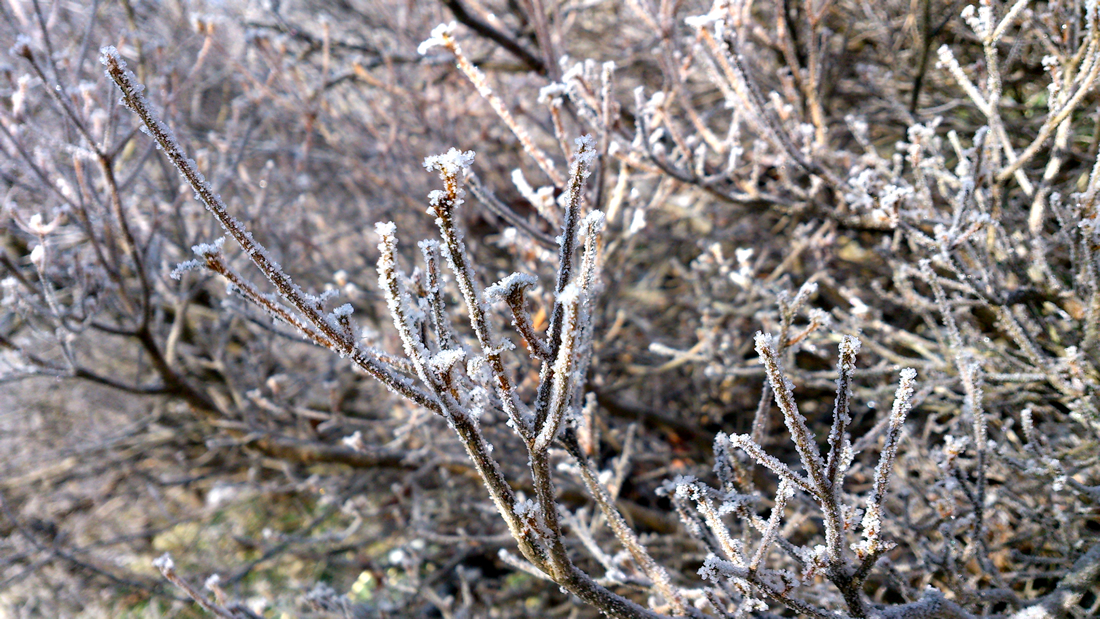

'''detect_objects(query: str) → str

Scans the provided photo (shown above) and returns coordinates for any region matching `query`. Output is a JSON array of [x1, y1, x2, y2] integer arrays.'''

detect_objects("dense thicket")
[[2, 1, 1098, 617]]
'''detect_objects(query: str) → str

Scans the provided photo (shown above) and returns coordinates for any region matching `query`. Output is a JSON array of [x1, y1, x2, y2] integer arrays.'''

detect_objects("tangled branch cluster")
[[2, 0, 1098, 617]]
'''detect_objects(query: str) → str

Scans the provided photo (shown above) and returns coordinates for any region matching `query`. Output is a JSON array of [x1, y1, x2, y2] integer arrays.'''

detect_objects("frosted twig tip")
[[418, 22, 457, 55], [424, 148, 475, 176], [152, 553, 174, 573]]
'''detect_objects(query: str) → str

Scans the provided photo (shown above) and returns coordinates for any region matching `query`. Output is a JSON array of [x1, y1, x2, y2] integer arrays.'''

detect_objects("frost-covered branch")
[[100, 48, 438, 414]]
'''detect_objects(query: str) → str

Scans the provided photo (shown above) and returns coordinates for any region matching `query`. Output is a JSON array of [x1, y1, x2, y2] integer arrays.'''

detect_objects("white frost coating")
[[424, 148, 475, 176], [684, 12, 724, 29], [838, 334, 862, 366], [490, 338, 516, 354], [27, 213, 57, 235], [203, 574, 221, 591], [11, 74, 31, 119], [727, 433, 812, 491], [191, 237, 226, 257], [628, 208, 647, 236], [374, 221, 396, 237], [170, 260, 204, 280], [426, 190, 447, 212], [484, 272, 537, 303], [466, 355, 491, 384], [755, 332, 777, 357], [418, 22, 456, 55], [556, 280, 582, 305], [463, 384, 489, 418], [513, 497, 539, 519], [807, 308, 832, 332], [573, 135, 598, 167], [376, 221, 437, 369], [29, 244, 45, 267], [934, 45, 954, 70], [510, 169, 554, 212], [581, 210, 606, 236], [858, 366, 918, 554], [561, 59, 585, 84], [101, 48, 164, 134], [716, 491, 755, 517], [538, 83, 569, 104], [656, 474, 695, 499], [152, 553, 174, 572], [333, 303, 354, 317], [791, 281, 818, 307], [341, 431, 366, 452], [428, 349, 466, 373], [315, 288, 340, 307], [698, 554, 746, 582]]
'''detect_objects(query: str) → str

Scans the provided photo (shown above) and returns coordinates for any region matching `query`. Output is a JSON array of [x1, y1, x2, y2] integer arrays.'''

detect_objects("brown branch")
[[440, 0, 547, 74]]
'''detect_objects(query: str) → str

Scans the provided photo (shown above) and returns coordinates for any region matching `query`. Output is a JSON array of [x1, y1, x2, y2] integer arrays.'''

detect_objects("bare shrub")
[[2, 0, 1098, 617]]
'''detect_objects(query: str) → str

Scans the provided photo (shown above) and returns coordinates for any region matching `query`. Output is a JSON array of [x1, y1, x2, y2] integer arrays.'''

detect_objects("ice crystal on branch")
[[423, 148, 475, 177], [417, 22, 456, 55]]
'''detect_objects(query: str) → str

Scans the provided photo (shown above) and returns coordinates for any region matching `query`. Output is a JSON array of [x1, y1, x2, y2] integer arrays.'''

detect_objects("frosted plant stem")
[[423, 150, 532, 441], [750, 480, 794, 571], [754, 334, 831, 505], [486, 274, 550, 360], [451, 412, 551, 574], [726, 433, 817, 497], [561, 432, 684, 614], [534, 284, 581, 452], [533, 136, 597, 435], [421, 24, 563, 187], [692, 24, 840, 188], [101, 48, 439, 413], [998, 20, 1100, 185], [824, 336, 860, 493], [197, 250, 334, 349], [858, 368, 917, 555], [419, 240, 459, 353], [376, 223, 447, 399], [152, 554, 260, 619]]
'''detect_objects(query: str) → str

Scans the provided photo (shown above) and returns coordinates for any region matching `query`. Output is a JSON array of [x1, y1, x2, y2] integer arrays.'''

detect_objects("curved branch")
[[440, 0, 547, 74]]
